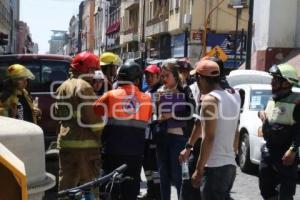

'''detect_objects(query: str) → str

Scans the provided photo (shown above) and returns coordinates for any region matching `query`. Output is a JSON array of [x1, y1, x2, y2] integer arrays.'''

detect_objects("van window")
[[41, 61, 68, 83], [28, 61, 69, 92], [249, 90, 272, 111]]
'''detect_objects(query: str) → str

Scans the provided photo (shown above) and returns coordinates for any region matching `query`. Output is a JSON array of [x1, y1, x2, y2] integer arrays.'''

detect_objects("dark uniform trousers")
[[259, 145, 298, 200]]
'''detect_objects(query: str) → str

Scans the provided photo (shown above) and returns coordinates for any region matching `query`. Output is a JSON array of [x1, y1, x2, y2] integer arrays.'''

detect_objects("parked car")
[[0, 54, 72, 150], [228, 70, 300, 172]]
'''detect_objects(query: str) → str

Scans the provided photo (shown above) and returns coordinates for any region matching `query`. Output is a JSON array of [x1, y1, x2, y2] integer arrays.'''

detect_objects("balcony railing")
[[147, 13, 168, 26], [123, 26, 138, 35]]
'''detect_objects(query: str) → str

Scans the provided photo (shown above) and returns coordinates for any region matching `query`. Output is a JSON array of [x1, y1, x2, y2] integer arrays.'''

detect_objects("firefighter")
[[139, 64, 162, 200], [55, 51, 104, 197], [94, 61, 152, 200], [0, 64, 41, 123], [99, 52, 121, 90], [258, 63, 300, 200]]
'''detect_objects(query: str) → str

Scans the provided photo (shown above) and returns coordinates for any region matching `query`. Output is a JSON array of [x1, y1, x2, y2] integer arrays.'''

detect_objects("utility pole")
[[232, 6, 242, 68], [141, 0, 146, 68], [246, 0, 254, 70]]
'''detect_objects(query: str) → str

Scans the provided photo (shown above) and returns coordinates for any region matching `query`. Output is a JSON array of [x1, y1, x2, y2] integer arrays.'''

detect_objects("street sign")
[[206, 45, 228, 62]]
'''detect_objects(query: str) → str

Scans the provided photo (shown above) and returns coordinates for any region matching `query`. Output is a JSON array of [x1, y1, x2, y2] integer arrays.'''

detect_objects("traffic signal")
[[0, 32, 8, 46]]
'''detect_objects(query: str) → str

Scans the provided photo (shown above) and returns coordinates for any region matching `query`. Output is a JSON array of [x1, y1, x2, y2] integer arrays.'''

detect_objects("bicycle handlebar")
[[58, 164, 128, 197], [114, 164, 127, 174]]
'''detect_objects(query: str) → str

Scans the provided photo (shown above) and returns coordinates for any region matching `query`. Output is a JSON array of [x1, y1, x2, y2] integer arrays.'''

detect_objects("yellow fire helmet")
[[100, 52, 121, 66], [6, 64, 35, 80]]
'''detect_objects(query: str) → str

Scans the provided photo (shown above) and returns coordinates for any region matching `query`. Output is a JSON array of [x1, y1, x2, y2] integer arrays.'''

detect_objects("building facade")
[[0, 0, 20, 54], [10, 0, 20, 54], [68, 15, 79, 56], [143, 0, 170, 60], [106, 0, 121, 54], [17, 21, 34, 54], [69, 0, 250, 67], [94, 0, 110, 55], [81, 0, 96, 52], [48, 30, 67, 54], [120, 0, 139, 60], [249, 0, 300, 74]]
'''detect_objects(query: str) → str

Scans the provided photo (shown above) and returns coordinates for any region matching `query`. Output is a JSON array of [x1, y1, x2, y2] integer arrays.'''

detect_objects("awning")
[[0, 143, 27, 200], [106, 20, 120, 35]]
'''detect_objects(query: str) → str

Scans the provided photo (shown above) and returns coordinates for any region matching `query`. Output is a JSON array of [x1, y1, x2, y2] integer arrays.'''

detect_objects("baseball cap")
[[144, 64, 160, 74], [190, 60, 220, 77]]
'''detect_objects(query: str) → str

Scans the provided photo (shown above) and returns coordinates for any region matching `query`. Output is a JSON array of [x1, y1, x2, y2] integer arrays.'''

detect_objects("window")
[[149, 1, 153, 20], [41, 61, 68, 83], [175, 0, 179, 8], [249, 90, 272, 111]]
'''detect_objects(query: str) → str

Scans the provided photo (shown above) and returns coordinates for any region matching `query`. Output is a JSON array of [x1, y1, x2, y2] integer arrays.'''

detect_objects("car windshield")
[[249, 89, 272, 111]]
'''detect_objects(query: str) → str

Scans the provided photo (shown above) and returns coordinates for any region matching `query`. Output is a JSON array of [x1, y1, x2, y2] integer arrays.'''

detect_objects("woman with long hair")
[[0, 64, 41, 123], [155, 62, 195, 200]]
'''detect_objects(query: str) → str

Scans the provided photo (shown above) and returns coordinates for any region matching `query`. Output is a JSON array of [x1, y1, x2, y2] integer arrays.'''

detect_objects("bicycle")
[[58, 164, 130, 200]]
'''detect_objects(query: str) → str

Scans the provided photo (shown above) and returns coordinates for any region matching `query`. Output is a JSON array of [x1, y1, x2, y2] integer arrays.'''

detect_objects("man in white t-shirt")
[[190, 60, 240, 200]]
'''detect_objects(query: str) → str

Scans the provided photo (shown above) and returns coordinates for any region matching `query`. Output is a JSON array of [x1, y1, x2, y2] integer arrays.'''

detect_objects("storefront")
[[148, 34, 171, 59], [171, 33, 186, 58]]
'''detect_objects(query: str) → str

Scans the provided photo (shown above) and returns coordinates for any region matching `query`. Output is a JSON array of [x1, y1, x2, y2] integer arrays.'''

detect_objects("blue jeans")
[[201, 165, 236, 200], [156, 134, 187, 200]]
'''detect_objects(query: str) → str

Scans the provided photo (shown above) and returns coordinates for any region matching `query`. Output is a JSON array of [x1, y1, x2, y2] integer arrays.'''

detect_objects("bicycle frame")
[[58, 164, 128, 200]]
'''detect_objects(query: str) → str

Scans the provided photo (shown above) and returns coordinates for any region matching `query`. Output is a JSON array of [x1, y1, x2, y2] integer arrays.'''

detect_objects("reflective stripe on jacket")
[[55, 78, 103, 149], [94, 84, 152, 156]]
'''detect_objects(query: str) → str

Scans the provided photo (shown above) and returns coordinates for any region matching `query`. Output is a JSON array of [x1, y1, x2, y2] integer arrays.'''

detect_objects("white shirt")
[[201, 89, 240, 167]]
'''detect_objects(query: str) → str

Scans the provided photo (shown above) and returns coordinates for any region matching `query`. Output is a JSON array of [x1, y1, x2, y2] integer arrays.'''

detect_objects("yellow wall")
[[191, 0, 248, 33]]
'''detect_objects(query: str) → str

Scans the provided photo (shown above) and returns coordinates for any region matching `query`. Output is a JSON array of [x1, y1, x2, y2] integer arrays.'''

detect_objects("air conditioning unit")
[[183, 14, 192, 25]]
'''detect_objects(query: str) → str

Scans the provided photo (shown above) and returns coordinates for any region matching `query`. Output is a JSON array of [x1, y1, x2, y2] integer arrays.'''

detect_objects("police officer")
[[55, 52, 103, 197], [94, 61, 152, 200], [259, 63, 300, 200]]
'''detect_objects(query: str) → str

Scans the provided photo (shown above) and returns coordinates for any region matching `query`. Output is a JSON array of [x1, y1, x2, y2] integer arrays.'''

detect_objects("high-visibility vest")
[[265, 93, 300, 126], [94, 84, 152, 155]]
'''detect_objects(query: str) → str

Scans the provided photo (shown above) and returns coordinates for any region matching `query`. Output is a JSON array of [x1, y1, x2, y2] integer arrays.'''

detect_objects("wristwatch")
[[185, 143, 193, 150]]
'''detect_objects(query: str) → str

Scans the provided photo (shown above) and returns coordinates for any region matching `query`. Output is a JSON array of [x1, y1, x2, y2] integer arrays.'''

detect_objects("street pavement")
[[47, 162, 300, 199], [140, 167, 300, 200], [230, 167, 300, 200]]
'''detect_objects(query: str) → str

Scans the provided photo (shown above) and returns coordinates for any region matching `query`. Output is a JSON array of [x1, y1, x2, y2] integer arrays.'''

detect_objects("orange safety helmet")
[[71, 51, 100, 74]]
